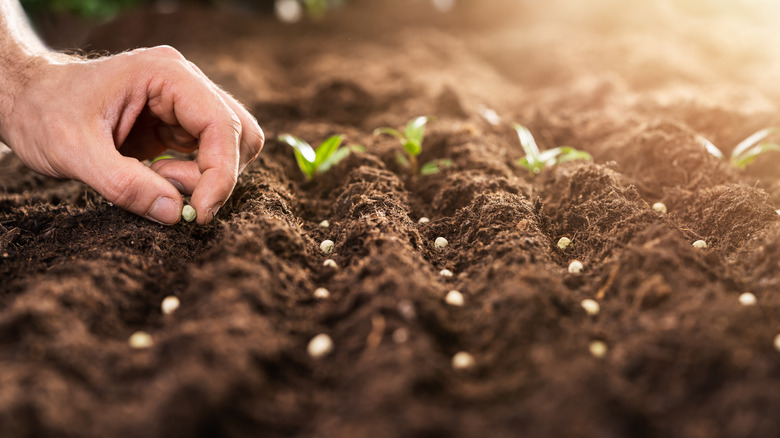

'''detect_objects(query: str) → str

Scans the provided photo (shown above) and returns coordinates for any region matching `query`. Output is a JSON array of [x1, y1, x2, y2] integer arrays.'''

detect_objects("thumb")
[[81, 147, 183, 225]]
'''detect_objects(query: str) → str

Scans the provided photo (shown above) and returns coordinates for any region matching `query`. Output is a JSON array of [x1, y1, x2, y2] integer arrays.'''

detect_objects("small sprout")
[[557, 237, 572, 250], [774, 334, 780, 352], [319, 220, 330, 228], [514, 123, 592, 175], [307, 333, 334, 358], [375, 116, 452, 176], [738, 292, 757, 306], [392, 328, 409, 344], [439, 269, 454, 278], [568, 260, 584, 274], [323, 259, 338, 269], [701, 128, 780, 169], [652, 202, 668, 214], [692, 240, 708, 249], [278, 134, 359, 180], [161, 296, 180, 315], [445, 290, 465, 307], [589, 340, 608, 358], [581, 299, 600, 316], [434, 236, 449, 250], [182, 205, 197, 222], [452, 351, 476, 370], [313, 287, 330, 300], [418, 217, 431, 224], [128, 331, 153, 349], [320, 239, 335, 254]]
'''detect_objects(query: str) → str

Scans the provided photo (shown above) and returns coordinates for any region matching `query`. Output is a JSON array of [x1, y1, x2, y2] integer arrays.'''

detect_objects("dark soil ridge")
[[2, 2, 780, 437]]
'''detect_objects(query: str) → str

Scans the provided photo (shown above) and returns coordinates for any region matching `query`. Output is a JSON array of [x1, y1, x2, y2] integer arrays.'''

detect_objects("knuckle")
[[103, 167, 142, 208], [149, 45, 185, 60]]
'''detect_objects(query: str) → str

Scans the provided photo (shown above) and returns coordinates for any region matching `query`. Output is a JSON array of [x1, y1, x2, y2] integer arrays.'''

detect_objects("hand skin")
[[0, 1, 264, 225]]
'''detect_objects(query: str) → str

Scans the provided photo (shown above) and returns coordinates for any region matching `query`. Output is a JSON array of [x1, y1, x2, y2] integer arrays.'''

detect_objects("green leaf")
[[731, 128, 780, 161], [313, 135, 344, 170], [319, 146, 351, 174], [556, 147, 593, 163], [403, 140, 422, 157], [420, 158, 454, 176], [278, 134, 315, 178], [513, 123, 542, 166], [697, 135, 724, 160], [731, 142, 780, 169], [517, 157, 541, 175], [373, 127, 404, 140], [395, 152, 411, 168], [348, 144, 367, 153], [404, 116, 430, 146]]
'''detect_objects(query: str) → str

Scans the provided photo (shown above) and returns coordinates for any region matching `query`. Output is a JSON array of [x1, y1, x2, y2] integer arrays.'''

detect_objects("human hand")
[[0, 46, 264, 225]]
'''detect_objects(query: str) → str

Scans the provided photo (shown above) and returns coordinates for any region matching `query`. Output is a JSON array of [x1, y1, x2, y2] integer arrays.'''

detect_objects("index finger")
[[145, 59, 241, 225]]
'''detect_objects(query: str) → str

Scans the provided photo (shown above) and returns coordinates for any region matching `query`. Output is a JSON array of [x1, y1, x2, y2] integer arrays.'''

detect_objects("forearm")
[[0, 0, 51, 141]]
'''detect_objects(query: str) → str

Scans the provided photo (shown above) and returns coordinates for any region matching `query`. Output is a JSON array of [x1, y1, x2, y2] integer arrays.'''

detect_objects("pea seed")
[[182, 205, 197, 222], [320, 239, 335, 254], [307, 333, 334, 358]]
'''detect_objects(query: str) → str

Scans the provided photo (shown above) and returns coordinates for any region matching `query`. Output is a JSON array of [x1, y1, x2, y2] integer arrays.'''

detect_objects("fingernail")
[[146, 196, 180, 225], [207, 202, 223, 221], [166, 178, 185, 192]]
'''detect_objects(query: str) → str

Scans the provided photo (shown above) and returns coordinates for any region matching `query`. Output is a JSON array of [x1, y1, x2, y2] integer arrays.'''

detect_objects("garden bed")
[[3, 1, 780, 436]]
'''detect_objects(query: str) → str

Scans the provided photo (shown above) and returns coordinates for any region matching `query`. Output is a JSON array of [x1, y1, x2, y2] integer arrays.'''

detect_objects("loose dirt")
[[3, 1, 780, 436]]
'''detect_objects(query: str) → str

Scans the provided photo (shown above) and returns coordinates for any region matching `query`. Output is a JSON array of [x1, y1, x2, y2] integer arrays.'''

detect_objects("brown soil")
[[4, 1, 780, 437]]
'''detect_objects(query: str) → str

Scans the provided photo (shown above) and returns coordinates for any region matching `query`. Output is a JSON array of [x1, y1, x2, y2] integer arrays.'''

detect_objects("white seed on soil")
[[652, 202, 668, 214], [581, 299, 600, 316], [738, 292, 757, 306], [434, 237, 449, 250], [313, 287, 330, 300], [557, 237, 572, 250], [692, 240, 708, 249], [319, 220, 330, 228], [182, 205, 197, 222], [161, 296, 180, 315], [439, 269, 454, 278], [392, 328, 409, 344], [320, 239, 335, 254], [307, 334, 334, 358], [775, 334, 780, 352], [452, 351, 476, 370], [418, 217, 431, 224], [128, 331, 153, 349], [568, 260, 584, 274], [589, 340, 608, 358], [323, 259, 338, 269], [445, 290, 465, 307], [776, 209, 780, 216]]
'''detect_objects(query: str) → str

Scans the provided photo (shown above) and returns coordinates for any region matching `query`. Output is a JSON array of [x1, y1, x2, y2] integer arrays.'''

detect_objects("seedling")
[[278, 134, 363, 180], [738, 292, 757, 306], [700, 128, 780, 169], [434, 237, 449, 250], [514, 124, 592, 175], [692, 240, 707, 249], [182, 205, 196, 222], [374, 116, 453, 175]]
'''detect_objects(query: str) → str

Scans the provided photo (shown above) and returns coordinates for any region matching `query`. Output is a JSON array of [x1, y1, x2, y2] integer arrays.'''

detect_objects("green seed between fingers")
[[182, 205, 197, 222]]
